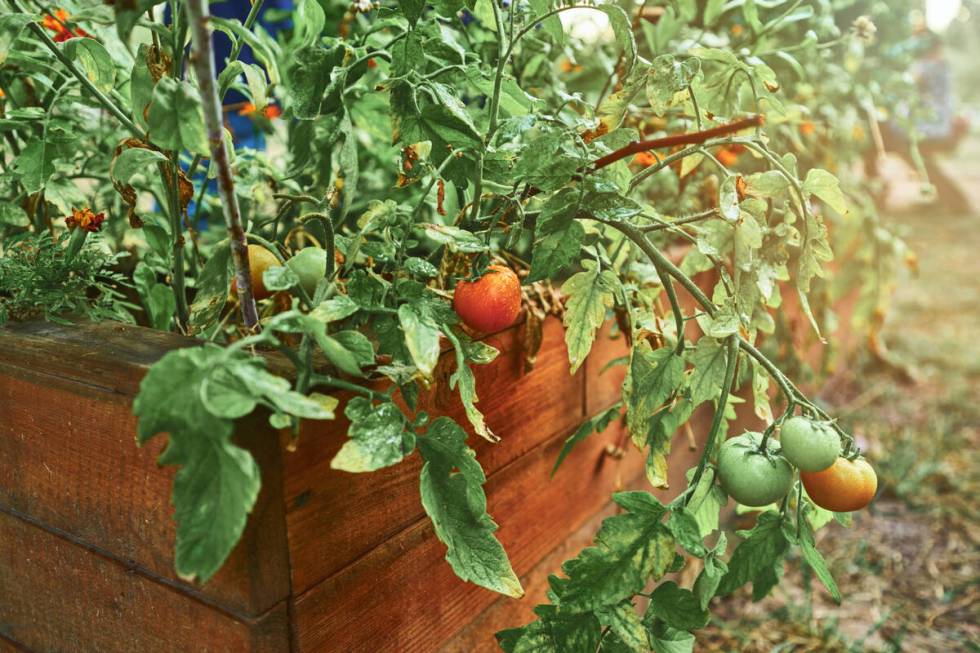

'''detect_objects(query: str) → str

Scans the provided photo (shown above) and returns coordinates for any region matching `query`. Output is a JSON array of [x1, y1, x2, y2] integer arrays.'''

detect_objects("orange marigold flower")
[[65, 207, 106, 233], [42, 8, 89, 42], [239, 102, 281, 119], [799, 121, 816, 136], [41, 8, 69, 32]]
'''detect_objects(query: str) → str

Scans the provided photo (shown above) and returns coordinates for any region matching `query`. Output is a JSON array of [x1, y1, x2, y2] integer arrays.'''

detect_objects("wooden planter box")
[[0, 286, 849, 651]]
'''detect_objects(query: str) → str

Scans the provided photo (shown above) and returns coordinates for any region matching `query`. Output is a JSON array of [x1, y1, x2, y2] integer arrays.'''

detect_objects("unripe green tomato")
[[717, 432, 794, 507], [779, 417, 842, 472], [286, 247, 328, 297]]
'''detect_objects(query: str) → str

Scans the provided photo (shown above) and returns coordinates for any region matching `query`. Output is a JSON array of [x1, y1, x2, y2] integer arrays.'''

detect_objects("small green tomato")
[[779, 416, 842, 472], [717, 432, 794, 507]]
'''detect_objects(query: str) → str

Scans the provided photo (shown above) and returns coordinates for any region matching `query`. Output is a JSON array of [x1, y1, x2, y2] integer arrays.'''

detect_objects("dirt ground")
[[699, 144, 980, 652]]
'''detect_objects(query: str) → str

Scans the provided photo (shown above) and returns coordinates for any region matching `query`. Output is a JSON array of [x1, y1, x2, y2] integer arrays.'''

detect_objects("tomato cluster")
[[717, 416, 877, 513], [230, 245, 329, 301]]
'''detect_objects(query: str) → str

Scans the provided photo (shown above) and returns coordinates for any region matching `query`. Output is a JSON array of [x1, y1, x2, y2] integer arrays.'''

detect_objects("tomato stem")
[[685, 335, 738, 506]]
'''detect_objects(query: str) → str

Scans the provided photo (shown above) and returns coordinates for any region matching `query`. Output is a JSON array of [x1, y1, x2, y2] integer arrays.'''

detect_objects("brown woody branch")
[[186, 0, 260, 330], [589, 114, 764, 171]]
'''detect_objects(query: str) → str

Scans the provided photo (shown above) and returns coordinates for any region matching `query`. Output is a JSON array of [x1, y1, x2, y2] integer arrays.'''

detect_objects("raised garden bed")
[[0, 317, 680, 651], [0, 278, 853, 653]]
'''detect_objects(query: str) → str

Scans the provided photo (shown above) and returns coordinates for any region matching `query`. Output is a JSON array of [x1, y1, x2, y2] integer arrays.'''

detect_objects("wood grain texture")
[[0, 510, 290, 653], [290, 416, 644, 653], [437, 503, 631, 653], [283, 316, 586, 594], [0, 322, 291, 618]]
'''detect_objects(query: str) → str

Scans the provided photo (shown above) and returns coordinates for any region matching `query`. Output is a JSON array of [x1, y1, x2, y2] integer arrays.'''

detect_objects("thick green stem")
[[655, 261, 685, 354], [163, 157, 190, 326], [486, 0, 509, 141], [685, 335, 738, 505]]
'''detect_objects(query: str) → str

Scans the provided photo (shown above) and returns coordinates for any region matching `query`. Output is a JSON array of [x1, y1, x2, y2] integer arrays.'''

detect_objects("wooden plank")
[[0, 320, 196, 397], [291, 406, 655, 653], [283, 316, 586, 594], [0, 333, 291, 618], [0, 511, 290, 653], [584, 320, 630, 417], [291, 353, 779, 653], [437, 503, 628, 653]]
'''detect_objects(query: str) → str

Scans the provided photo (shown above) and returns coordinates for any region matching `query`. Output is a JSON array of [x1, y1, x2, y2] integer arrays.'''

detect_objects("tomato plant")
[[0, 0, 924, 648]]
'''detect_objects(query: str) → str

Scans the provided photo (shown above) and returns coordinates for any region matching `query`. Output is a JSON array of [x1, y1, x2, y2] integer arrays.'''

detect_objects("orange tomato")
[[453, 265, 522, 333], [716, 147, 739, 167], [801, 457, 878, 512], [632, 151, 659, 167], [231, 244, 281, 300]]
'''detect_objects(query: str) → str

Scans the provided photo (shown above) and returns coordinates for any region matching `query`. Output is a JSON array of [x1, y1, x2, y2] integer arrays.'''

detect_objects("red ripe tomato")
[[801, 457, 878, 512], [452, 264, 522, 333], [231, 244, 281, 300]]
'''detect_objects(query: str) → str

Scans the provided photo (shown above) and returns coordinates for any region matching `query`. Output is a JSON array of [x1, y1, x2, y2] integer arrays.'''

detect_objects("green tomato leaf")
[[263, 264, 299, 292], [703, 0, 726, 26], [552, 404, 621, 477], [667, 508, 706, 557], [687, 336, 729, 407], [133, 346, 260, 583], [528, 0, 563, 44], [684, 467, 727, 537], [527, 220, 584, 283], [647, 54, 700, 116], [645, 581, 710, 630], [419, 418, 523, 598], [599, 5, 636, 76], [331, 397, 416, 472], [110, 147, 168, 185], [799, 521, 841, 604], [719, 175, 740, 222], [496, 607, 601, 653], [62, 38, 115, 94], [596, 601, 651, 651], [562, 260, 620, 374], [803, 168, 847, 215], [147, 77, 210, 156], [557, 492, 674, 610], [623, 341, 684, 449], [310, 294, 360, 323], [398, 303, 441, 378], [717, 511, 789, 600], [442, 327, 497, 442], [188, 242, 232, 334], [0, 201, 30, 227], [0, 14, 31, 65]]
